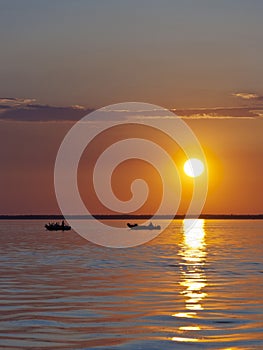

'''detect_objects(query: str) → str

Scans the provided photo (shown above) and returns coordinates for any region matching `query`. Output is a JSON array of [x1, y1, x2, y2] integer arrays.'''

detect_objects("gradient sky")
[[0, 0, 262, 214]]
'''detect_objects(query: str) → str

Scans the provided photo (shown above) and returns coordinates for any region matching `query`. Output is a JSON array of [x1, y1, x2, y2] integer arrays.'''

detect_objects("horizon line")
[[1, 214, 263, 220]]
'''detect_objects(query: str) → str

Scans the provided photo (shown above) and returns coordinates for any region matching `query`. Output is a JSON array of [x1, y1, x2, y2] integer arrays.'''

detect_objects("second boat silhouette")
[[127, 222, 161, 230]]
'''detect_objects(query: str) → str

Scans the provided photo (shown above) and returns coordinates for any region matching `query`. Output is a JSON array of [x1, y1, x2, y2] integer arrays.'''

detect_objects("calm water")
[[0, 220, 262, 349]]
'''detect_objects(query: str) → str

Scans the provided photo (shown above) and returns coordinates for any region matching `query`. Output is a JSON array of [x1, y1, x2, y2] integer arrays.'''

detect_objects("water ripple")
[[0, 220, 263, 349]]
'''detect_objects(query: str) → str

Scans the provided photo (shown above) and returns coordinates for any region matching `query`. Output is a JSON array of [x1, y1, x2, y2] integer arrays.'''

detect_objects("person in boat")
[[62, 220, 65, 229], [127, 223, 138, 228], [149, 222, 154, 228]]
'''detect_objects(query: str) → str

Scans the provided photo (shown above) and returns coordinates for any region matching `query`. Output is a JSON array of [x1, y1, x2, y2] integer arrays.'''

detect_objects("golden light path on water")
[[172, 219, 207, 343]]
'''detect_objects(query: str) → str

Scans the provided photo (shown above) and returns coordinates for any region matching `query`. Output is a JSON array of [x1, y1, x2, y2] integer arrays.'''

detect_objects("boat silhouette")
[[45, 221, 71, 231], [127, 222, 161, 230]]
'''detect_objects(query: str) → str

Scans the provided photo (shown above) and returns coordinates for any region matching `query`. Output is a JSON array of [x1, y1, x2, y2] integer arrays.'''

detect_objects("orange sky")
[[1, 112, 262, 215]]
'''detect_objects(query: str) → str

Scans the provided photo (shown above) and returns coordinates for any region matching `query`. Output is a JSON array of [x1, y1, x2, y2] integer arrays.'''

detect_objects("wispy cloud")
[[0, 97, 36, 108], [174, 107, 263, 120], [71, 104, 86, 110], [0, 97, 91, 122], [232, 92, 263, 101]]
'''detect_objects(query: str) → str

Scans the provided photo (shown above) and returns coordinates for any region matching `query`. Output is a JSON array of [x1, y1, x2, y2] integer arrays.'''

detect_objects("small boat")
[[45, 221, 71, 231], [127, 223, 138, 228], [127, 222, 161, 230]]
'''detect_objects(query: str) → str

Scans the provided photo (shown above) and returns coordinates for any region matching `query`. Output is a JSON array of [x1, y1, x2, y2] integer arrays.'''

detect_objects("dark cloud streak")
[[0, 97, 263, 122], [0, 98, 92, 122]]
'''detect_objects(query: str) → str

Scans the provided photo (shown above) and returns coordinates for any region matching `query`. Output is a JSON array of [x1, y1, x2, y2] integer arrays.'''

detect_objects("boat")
[[127, 223, 138, 228], [45, 221, 71, 231], [127, 222, 161, 230]]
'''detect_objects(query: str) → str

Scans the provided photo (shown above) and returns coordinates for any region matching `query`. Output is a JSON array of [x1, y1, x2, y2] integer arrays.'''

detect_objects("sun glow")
[[184, 158, 204, 178]]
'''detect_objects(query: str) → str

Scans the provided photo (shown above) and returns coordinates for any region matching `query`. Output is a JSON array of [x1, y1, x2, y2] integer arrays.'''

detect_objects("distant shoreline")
[[0, 214, 263, 220]]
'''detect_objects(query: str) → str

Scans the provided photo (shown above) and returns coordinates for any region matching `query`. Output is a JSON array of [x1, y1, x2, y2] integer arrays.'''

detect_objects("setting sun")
[[184, 158, 204, 178]]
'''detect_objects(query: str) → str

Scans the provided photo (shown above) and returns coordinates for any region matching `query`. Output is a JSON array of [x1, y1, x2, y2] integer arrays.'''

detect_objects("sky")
[[0, 0, 263, 214]]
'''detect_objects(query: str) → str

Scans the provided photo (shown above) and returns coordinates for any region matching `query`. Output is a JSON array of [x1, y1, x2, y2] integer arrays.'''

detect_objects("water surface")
[[0, 219, 262, 349]]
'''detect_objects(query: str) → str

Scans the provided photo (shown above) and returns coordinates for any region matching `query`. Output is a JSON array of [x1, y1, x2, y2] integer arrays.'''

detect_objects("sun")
[[184, 158, 204, 178]]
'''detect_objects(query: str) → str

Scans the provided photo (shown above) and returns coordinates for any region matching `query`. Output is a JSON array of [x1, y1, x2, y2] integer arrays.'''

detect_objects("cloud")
[[233, 92, 263, 101], [0, 97, 92, 122], [0, 97, 36, 107], [0, 97, 263, 122], [173, 107, 263, 120], [71, 104, 86, 110]]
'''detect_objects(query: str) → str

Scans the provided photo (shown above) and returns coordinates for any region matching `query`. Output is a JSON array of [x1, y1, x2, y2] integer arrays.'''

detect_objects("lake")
[[0, 219, 262, 349]]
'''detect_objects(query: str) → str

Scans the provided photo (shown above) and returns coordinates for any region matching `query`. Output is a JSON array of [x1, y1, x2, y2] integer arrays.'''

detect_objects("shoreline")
[[0, 214, 263, 220]]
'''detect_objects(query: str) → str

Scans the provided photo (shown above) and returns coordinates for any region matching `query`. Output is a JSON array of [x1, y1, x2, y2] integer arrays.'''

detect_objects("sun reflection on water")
[[172, 219, 207, 342], [179, 219, 207, 311]]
